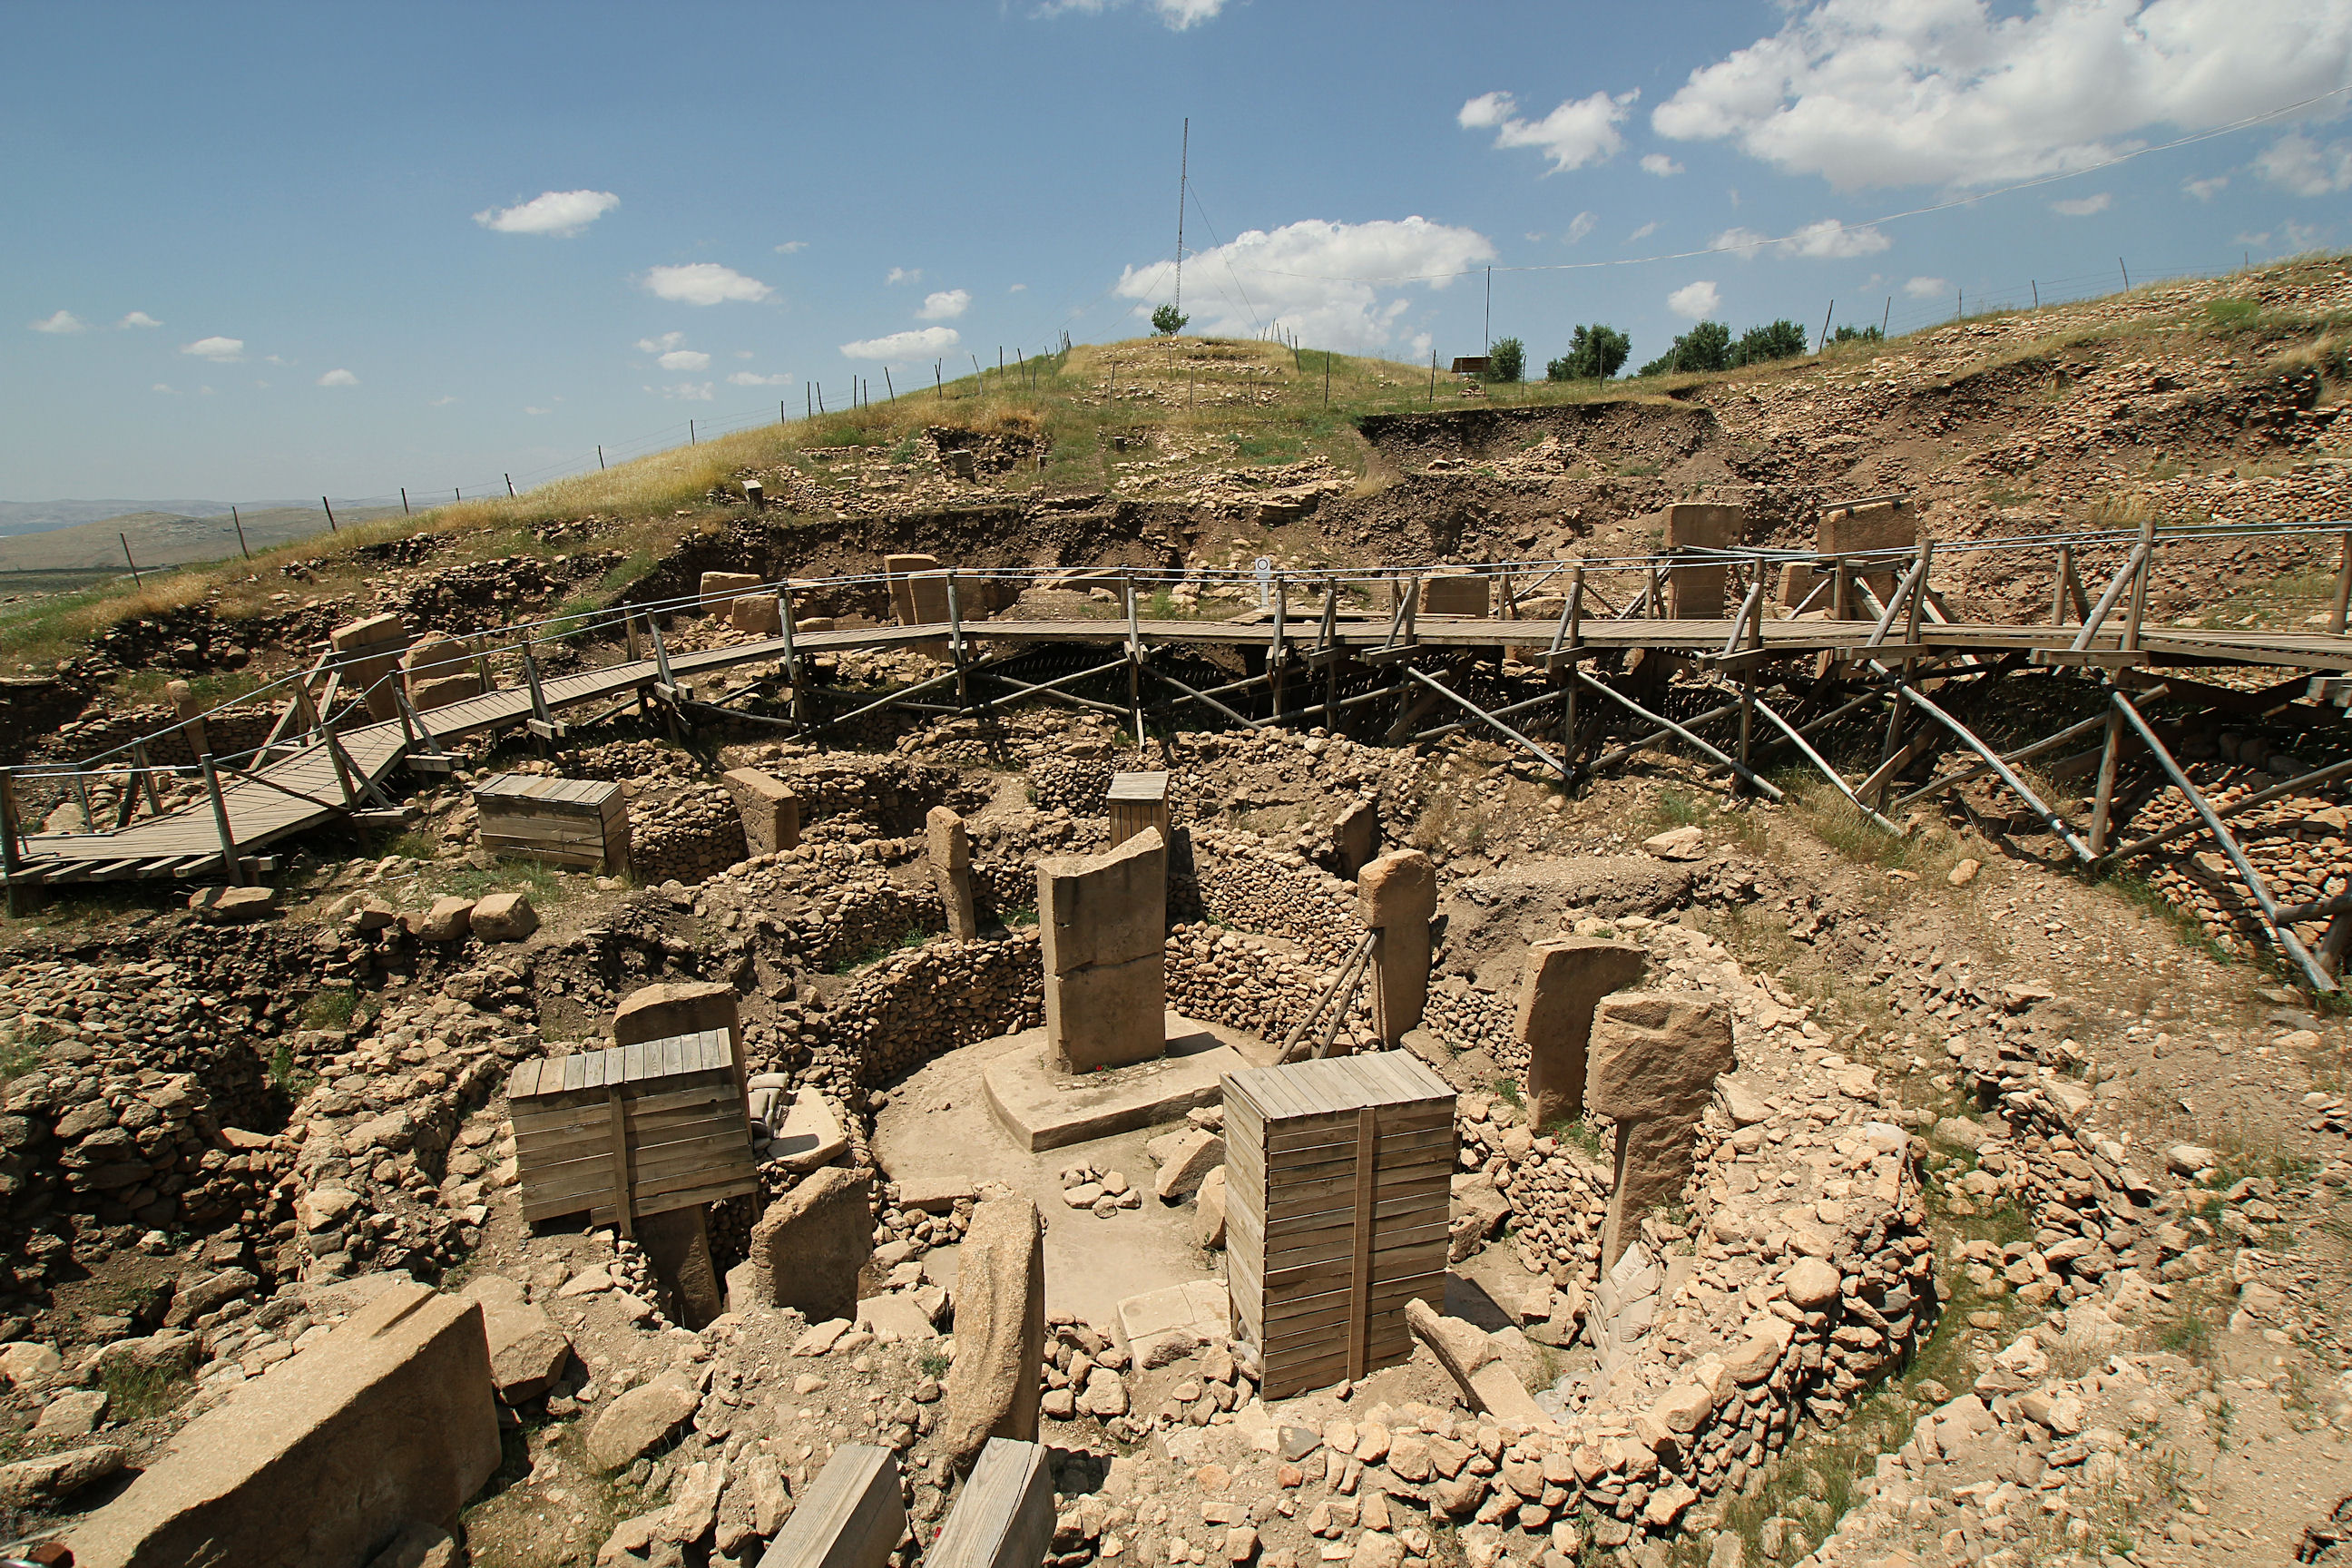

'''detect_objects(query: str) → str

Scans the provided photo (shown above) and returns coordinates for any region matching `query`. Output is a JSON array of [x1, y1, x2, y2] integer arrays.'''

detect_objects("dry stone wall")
[[631, 785, 750, 886]]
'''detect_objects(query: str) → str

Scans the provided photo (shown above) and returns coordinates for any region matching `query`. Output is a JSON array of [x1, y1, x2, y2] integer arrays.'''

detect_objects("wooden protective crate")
[[474, 773, 630, 872], [1222, 1052, 1455, 1398], [1106, 771, 1171, 849], [507, 1029, 758, 1234]]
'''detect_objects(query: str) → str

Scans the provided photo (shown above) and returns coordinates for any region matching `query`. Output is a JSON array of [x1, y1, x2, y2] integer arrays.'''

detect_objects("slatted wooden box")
[[1106, 771, 1171, 850], [474, 774, 631, 872], [1222, 1052, 1455, 1398], [507, 1028, 758, 1233]]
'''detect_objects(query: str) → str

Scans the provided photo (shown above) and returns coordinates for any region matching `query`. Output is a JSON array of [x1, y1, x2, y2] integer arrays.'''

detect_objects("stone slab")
[[1114, 1279, 1231, 1368], [983, 1014, 1274, 1153], [65, 1279, 498, 1568], [769, 1089, 848, 1173]]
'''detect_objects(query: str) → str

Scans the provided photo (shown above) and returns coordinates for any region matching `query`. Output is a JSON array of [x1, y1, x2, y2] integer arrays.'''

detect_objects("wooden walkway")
[[14, 609, 2352, 887]]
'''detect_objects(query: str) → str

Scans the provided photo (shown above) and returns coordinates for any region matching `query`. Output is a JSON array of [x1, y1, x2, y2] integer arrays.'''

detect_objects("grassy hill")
[[0, 504, 398, 573], [6, 252, 2348, 681]]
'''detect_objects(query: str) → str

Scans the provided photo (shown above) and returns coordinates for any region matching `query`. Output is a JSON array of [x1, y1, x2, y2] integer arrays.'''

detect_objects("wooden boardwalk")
[[14, 608, 2352, 887]]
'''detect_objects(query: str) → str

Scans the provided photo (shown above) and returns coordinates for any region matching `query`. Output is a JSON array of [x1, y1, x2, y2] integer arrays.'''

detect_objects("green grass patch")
[[300, 987, 358, 1030], [101, 1357, 191, 1423]]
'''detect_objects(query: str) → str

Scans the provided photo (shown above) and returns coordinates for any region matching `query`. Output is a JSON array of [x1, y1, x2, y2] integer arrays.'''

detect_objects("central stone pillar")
[[1358, 849, 1436, 1048], [1662, 502, 1745, 619], [1040, 828, 1167, 1073], [1514, 936, 1647, 1129], [929, 806, 978, 940], [1585, 993, 1734, 1267]]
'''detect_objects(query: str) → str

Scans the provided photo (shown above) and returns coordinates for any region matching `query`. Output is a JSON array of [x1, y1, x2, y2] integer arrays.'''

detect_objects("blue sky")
[[6, 0, 2350, 502]]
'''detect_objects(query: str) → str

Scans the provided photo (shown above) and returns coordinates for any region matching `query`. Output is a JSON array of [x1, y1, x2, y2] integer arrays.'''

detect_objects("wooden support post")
[[607, 1086, 635, 1240], [130, 740, 162, 813], [2124, 519, 2153, 652], [778, 586, 803, 726], [2336, 528, 2352, 636], [1832, 557, 1853, 620], [1123, 572, 1144, 747], [1269, 577, 1289, 718], [2087, 704, 2126, 857], [1347, 1102, 1376, 1380], [648, 620, 685, 741], [321, 715, 358, 808], [72, 771, 94, 835], [0, 769, 24, 916], [2052, 544, 2074, 625], [200, 754, 248, 887], [946, 573, 971, 711], [1321, 577, 1339, 730]]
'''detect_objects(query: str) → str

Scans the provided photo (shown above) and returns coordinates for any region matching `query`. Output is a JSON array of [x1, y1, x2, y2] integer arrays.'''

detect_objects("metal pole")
[[1569, 669, 1783, 799], [1404, 668, 1570, 779], [1891, 679, 2092, 861], [2111, 691, 2333, 991], [1749, 696, 1902, 834], [2103, 755, 2352, 862]]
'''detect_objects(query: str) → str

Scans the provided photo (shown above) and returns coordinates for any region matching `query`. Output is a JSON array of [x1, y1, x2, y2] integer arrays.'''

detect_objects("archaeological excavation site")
[[9, 262, 2352, 1568]]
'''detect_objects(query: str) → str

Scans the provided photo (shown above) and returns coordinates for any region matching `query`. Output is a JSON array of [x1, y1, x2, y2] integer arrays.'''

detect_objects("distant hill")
[[0, 504, 405, 572], [0, 500, 233, 538]]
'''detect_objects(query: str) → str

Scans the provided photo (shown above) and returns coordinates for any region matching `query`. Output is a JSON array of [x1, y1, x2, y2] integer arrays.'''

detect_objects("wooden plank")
[[1261, 1105, 1453, 1156], [1348, 1103, 1375, 1382], [926, 1439, 1054, 1568], [507, 1059, 545, 1100], [607, 1086, 634, 1240], [1258, 1164, 1451, 1227], [561, 1054, 588, 1093]]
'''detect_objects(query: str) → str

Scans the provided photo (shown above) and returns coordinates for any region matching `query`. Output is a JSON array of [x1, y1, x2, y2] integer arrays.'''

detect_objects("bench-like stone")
[[723, 768, 802, 855], [65, 1279, 498, 1568]]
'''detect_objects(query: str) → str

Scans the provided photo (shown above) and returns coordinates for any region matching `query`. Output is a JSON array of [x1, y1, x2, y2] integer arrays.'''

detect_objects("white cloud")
[[651, 382, 714, 401], [1905, 275, 1953, 299], [840, 327, 962, 361], [2050, 191, 2113, 216], [1034, 0, 1230, 29], [658, 349, 711, 370], [263, 354, 290, 367], [1667, 280, 1722, 318], [117, 310, 161, 328], [1115, 215, 1494, 351], [1009, 282, 1028, 292], [916, 289, 971, 320], [1653, 0, 2352, 189], [1627, 220, 1661, 241], [886, 267, 924, 286], [316, 368, 358, 387], [29, 310, 84, 334], [524, 405, 552, 416], [1565, 211, 1599, 244], [152, 383, 175, 394], [775, 240, 808, 254], [2183, 172, 2230, 200], [428, 395, 457, 407], [1641, 153, 1684, 177], [1459, 89, 1635, 172], [1711, 218, 1891, 259], [642, 263, 772, 306], [181, 335, 244, 362], [1410, 331, 1433, 360], [474, 189, 620, 236], [636, 332, 684, 353], [729, 370, 792, 386], [2255, 130, 2352, 195]]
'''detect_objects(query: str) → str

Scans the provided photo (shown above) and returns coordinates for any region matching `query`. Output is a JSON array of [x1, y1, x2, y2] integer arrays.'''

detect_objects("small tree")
[[1831, 323, 1884, 345], [1487, 337, 1525, 382], [1151, 303, 1188, 337], [1730, 319, 1809, 367], [1547, 323, 1631, 381], [1636, 320, 1731, 377]]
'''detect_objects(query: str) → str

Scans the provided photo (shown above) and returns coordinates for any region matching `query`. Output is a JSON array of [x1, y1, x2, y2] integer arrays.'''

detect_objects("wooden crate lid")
[[507, 1028, 734, 1101], [1223, 1052, 1454, 1123], [1105, 770, 1171, 803], [474, 773, 625, 808]]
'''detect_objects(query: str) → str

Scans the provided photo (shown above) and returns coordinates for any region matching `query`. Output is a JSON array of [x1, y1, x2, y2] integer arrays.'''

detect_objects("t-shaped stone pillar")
[[1040, 828, 1167, 1073], [1357, 849, 1436, 1048], [1661, 503, 1745, 620], [1514, 937, 1647, 1130], [1584, 992, 1734, 1267], [928, 805, 977, 941]]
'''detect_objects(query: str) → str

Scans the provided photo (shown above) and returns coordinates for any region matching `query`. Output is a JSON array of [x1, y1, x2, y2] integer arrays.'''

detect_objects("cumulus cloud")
[[181, 335, 244, 362], [1565, 211, 1599, 244], [117, 311, 161, 328], [916, 289, 971, 321], [775, 240, 808, 254], [316, 368, 358, 387], [886, 267, 923, 286], [1459, 89, 1636, 172], [1711, 218, 1891, 259], [1641, 153, 1684, 176], [636, 332, 684, 353], [840, 327, 962, 361], [642, 263, 772, 306], [1905, 275, 1953, 298], [152, 383, 175, 394], [2255, 130, 2352, 194], [474, 189, 620, 236], [658, 349, 711, 370], [1114, 215, 1494, 351], [1034, 0, 1230, 29], [2183, 173, 2230, 199], [1668, 280, 1722, 318], [2050, 191, 2114, 216], [1652, 0, 2352, 189], [428, 395, 457, 407], [29, 310, 84, 334], [651, 382, 714, 401], [1009, 283, 1029, 292], [728, 371, 792, 386]]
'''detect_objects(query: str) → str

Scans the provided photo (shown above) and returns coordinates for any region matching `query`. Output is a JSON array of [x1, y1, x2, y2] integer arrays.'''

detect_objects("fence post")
[[120, 534, 142, 587], [322, 496, 337, 532], [0, 769, 24, 917], [2333, 529, 2351, 636]]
